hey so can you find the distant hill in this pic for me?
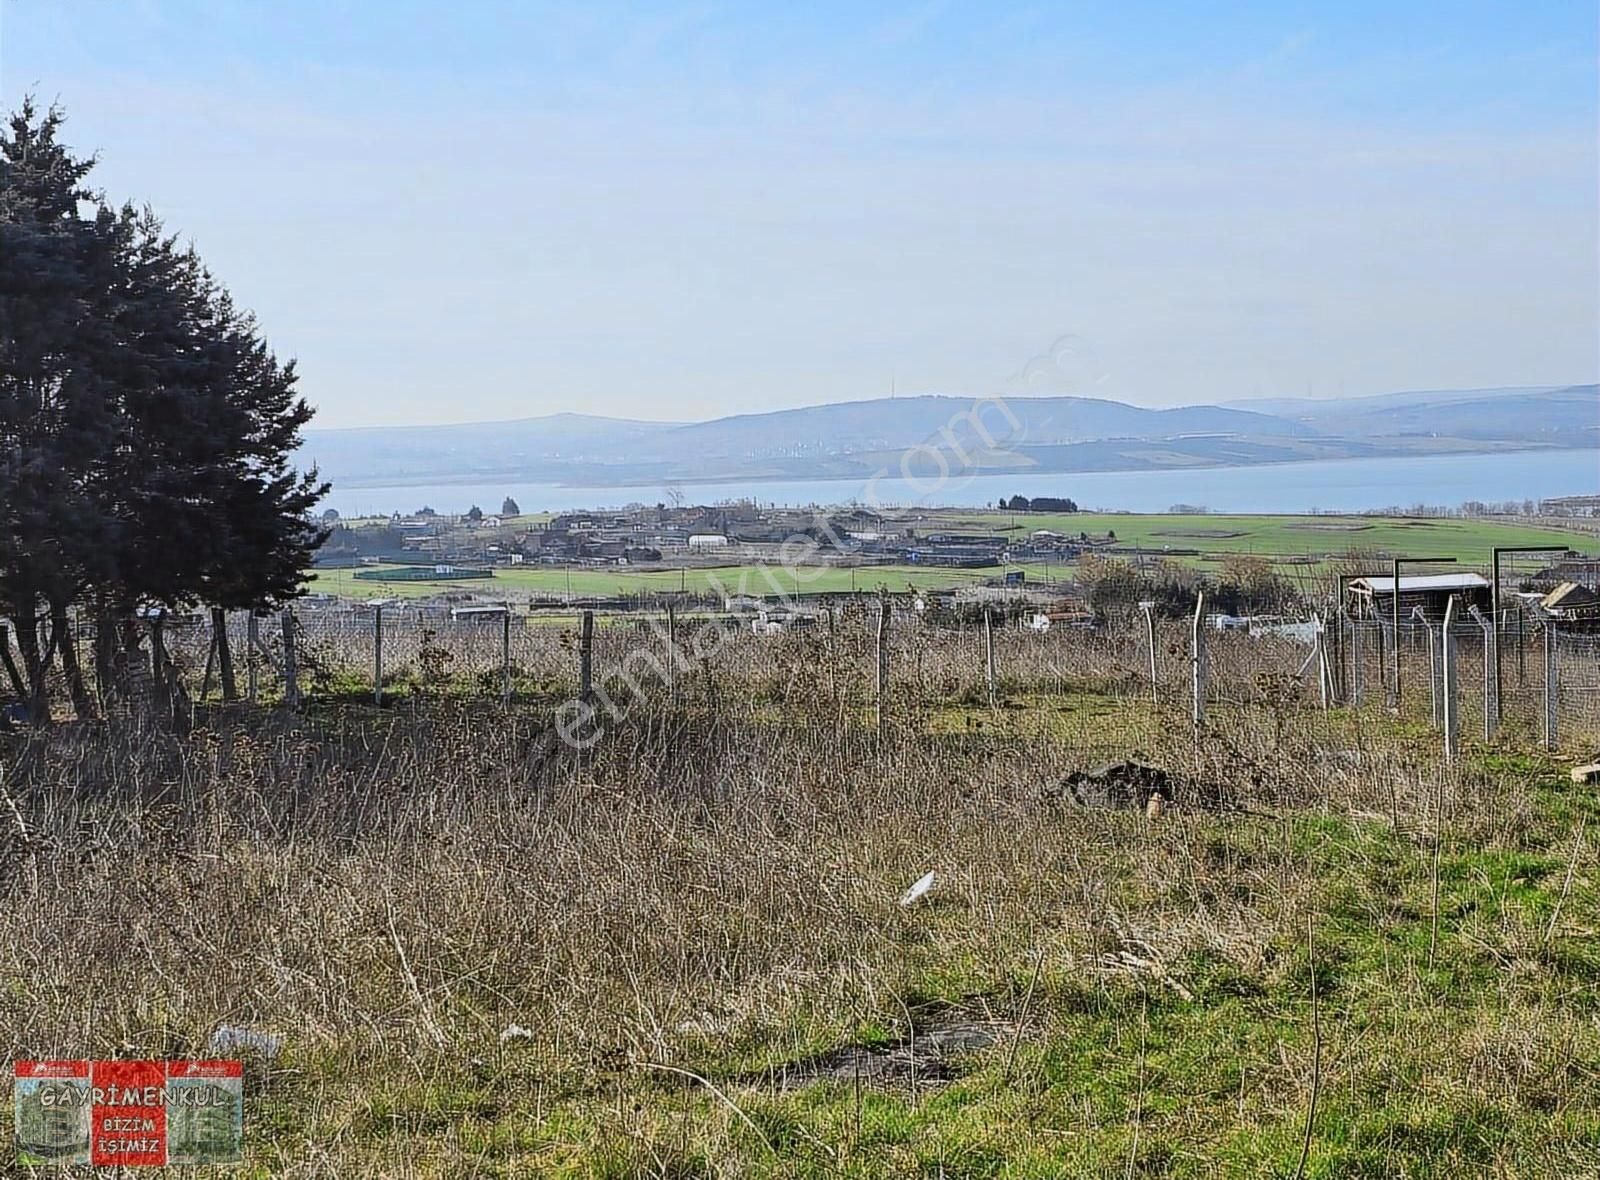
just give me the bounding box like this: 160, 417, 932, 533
300, 385, 1596, 488
1224, 385, 1597, 443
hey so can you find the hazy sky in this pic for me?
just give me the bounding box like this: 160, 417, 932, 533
2, 1, 1595, 428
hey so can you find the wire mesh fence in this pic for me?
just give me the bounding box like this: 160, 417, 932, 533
70, 596, 1596, 752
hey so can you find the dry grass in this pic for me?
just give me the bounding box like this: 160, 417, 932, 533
2, 635, 1597, 1176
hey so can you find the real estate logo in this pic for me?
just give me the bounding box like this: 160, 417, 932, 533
13, 1060, 241, 1167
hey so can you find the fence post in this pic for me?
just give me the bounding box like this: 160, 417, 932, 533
876, 597, 891, 737
1348, 616, 1364, 705
1321, 614, 1335, 708
373, 604, 384, 706
150, 613, 166, 698
666, 602, 677, 704
1441, 596, 1458, 762
281, 610, 299, 708
1468, 605, 1496, 741
1190, 591, 1207, 735
501, 608, 512, 706
983, 609, 996, 707
246, 614, 259, 704
1543, 617, 1558, 751
579, 610, 594, 700
1414, 606, 1439, 728
1140, 601, 1158, 705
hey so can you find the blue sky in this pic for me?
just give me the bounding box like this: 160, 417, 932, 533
2, 1, 1594, 427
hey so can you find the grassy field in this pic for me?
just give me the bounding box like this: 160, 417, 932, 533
935, 510, 1591, 563
311, 513, 1593, 600
3, 670, 1594, 1177
310, 562, 1012, 600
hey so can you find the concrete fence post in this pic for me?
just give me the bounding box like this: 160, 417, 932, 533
1544, 617, 1559, 751
246, 614, 259, 705
1191, 591, 1207, 735
1348, 616, 1364, 705
875, 597, 891, 737
1413, 606, 1439, 728
501, 608, 512, 707
281, 610, 299, 708
1441, 596, 1459, 762
1140, 601, 1158, 705
983, 609, 996, 707
1468, 605, 1496, 741
666, 603, 677, 704
373, 604, 384, 706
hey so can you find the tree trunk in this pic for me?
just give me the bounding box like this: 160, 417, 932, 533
13, 611, 58, 725
92, 607, 128, 707
213, 607, 238, 701
0, 623, 25, 701
51, 600, 95, 719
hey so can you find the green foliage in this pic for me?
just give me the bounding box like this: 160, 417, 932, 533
0, 99, 327, 716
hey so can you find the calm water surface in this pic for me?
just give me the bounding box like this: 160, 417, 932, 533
321, 448, 1599, 517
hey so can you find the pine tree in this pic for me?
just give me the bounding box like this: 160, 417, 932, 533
0, 100, 120, 718
2, 100, 328, 719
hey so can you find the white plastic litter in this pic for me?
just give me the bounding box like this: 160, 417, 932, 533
899, 871, 937, 907
207, 1024, 282, 1059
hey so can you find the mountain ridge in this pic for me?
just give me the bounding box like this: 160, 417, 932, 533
300, 384, 1597, 487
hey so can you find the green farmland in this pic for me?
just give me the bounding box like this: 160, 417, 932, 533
937, 510, 1590, 563
310, 562, 1010, 600
310, 513, 1592, 601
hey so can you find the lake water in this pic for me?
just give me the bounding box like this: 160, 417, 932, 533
321, 447, 1599, 517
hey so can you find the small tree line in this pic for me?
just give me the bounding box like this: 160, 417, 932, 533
1, 100, 326, 720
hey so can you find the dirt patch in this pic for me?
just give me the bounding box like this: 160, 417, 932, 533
1044, 759, 1238, 813
1149, 528, 1249, 539
1286, 521, 1373, 532
753, 1018, 1009, 1091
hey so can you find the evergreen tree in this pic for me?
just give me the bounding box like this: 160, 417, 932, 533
1, 100, 328, 719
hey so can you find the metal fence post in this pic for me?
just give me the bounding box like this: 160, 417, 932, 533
1544, 617, 1558, 751
1191, 591, 1207, 734
373, 604, 384, 706
281, 610, 299, 707
1441, 596, 1458, 762
579, 610, 594, 700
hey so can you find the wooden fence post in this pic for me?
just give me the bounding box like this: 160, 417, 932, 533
1190, 591, 1207, 735
580, 610, 594, 700
281, 610, 299, 708
373, 604, 384, 706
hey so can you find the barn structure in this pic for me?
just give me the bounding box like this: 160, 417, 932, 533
1345, 573, 1492, 623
